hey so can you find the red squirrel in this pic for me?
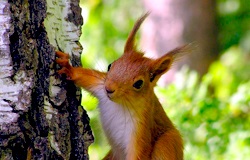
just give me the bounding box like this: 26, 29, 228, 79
56, 13, 190, 160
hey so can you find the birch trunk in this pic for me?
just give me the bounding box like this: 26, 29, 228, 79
0, 0, 93, 159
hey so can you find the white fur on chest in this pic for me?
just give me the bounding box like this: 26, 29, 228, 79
99, 97, 135, 153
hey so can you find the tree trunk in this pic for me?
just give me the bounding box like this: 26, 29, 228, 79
0, 0, 93, 159
142, 0, 218, 83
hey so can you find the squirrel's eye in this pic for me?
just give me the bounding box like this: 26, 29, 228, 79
107, 63, 112, 71
133, 80, 144, 90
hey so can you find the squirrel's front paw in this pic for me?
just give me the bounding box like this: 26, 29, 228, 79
55, 51, 73, 80
55, 51, 71, 68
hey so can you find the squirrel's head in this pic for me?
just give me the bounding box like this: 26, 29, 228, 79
104, 13, 191, 105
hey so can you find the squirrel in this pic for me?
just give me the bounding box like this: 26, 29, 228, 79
56, 13, 191, 160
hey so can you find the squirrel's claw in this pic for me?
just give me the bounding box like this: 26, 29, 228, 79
55, 50, 69, 59
56, 58, 71, 68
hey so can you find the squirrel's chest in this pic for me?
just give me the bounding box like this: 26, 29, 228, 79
99, 99, 136, 151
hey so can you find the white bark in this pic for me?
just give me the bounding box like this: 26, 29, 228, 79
0, 0, 93, 159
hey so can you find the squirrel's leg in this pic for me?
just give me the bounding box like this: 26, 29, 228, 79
151, 129, 183, 160
55, 51, 106, 96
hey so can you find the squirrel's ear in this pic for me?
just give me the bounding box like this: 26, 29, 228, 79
150, 44, 193, 82
150, 55, 173, 82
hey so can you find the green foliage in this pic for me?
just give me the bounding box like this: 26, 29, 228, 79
155, 46, 250, 159
217, 0, 250, 51
79, 0, 250, 159
80, 0, 143, 70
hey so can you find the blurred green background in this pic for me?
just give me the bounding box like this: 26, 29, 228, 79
79, 0, 250, 159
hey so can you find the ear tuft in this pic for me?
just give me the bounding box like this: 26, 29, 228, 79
124, 13, 150, 53
150, 43, 194, 82
167, 43, 196, 62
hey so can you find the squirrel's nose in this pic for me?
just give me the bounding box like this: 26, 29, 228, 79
105, 87, 115, 94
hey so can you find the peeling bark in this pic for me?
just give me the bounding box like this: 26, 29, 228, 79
0, 0, 93, 159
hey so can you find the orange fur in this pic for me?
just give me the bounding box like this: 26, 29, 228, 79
56, 13, 191, 160
56, 50, 106, 97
